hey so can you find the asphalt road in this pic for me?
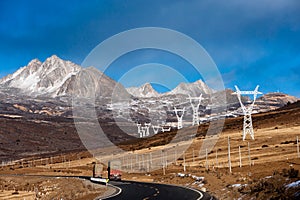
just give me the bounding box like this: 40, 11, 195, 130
104, 181, 214, 200
0, 175, 214, 199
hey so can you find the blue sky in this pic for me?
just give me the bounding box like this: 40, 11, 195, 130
0, 0, 300, 96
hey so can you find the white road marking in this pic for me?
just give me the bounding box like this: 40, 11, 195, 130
99, 183, 122, 200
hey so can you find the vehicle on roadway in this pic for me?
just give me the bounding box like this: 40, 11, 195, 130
110, 169, 122, 181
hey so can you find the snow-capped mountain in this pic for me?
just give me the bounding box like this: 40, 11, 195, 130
0, 55, 129, 99
126, 80, 213, 98
127, 83, 159, 98
1, 55, 298, 121
167, 80, 213, 96
0, 55, 81, 97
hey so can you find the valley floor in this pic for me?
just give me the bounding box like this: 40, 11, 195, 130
0, 125, 299, 199
1, 102, 300, 199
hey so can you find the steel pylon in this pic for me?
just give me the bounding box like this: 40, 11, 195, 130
233, 85, 262, 140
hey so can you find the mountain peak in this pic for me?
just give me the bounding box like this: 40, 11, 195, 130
48, 54, 60, 60
127, 83, 159, 98
28, 58, 42, 67
43, 55, 64, 65
141, 82, 153, 90
126, 80, 213, 98
167, 79, 212, 96
0, 55, 81, 96
194, 79, 205, 85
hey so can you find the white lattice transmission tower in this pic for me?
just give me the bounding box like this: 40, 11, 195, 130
144, 123, 151, 137
141, 127, 147, 137
137, 123, 142, 138
233, 85, 262, 140
151, 119, 160, 134
152, 125, 160, 134
174, 107, 185, 129
161, 125, 171, 132
187, 94, 203, 126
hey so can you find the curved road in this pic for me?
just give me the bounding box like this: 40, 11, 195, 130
102, 181, 214, 200
0, 175, 214, 199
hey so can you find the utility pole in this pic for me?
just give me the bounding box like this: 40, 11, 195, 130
107, 161, 111, 180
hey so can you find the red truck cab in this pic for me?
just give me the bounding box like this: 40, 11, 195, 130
110, 169, 122, 181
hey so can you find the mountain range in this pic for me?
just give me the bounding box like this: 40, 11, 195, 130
0, 55, 236, 98
126, 80, 213, 98
0, 55, 216, 99
0, 55, 213, 99
0, 55, 299, 161
0, 55, 298, 120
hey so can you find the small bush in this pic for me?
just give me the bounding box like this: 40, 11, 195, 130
283, 168, 299, 178
288, 168, 299, 178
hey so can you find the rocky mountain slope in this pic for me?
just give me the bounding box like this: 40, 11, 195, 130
126, 79, 213, 98
127, 83, 159, 98
256, 92, 298, 112
0, 55, 80, 97
166, 79, 213, 96
0, 55, 129, 99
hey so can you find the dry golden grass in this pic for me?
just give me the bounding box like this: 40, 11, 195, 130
1, 102, 299, 199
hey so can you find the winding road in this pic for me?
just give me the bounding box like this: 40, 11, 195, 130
0, 175, 214, 199
102, 180, 214, 200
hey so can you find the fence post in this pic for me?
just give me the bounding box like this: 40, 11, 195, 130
215, 149, 218, 169
248, 142, 251, 166
297, 136, 300, 158
183, 153, 186, 172
239, 146, 242, 168
205, 148, 209, 171
228, 136, 232, 173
